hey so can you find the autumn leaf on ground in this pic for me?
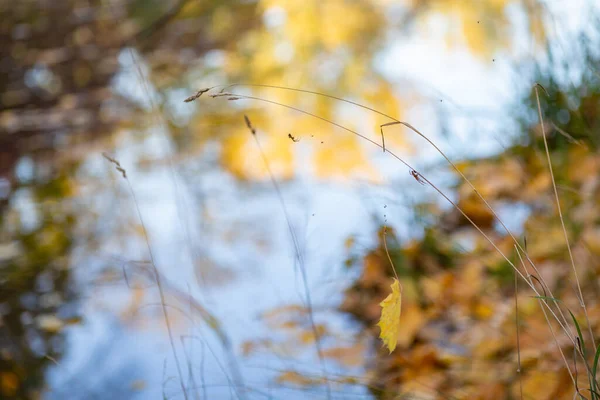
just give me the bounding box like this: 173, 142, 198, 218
377, 278, 402, 353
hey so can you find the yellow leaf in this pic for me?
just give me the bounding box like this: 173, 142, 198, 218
377, 278, 402, 353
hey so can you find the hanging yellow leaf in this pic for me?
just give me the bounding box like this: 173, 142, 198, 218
377, 278, 402, 353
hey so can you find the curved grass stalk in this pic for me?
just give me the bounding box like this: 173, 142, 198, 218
534, 84, 595, 350
515, 246, 577, 387
243, 115, 332, 400
184, 87, 595, 393
209, 83, 574, 338
200, 91, 580, 353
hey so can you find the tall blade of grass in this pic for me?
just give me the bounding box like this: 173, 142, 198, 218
573, 341, 590, 400
532, 296, 563, 302
535, 84, 595, 350
592, 344, 600, 399
200, 90, 585, 391
570, 310, 588, 360
515, 246, 576, 386
243, 115, 332, 400
569, 309, 598, 399
514, 268, 524, 400
103, 154, 189, 400
210, 83, 573, 337
209, 91, 579, 348
513, 243, 566, 385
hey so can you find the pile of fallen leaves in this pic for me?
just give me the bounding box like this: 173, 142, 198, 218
340, 79, 600, 399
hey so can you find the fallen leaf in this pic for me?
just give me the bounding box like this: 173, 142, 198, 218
322, 343, 366, 367
395, 304, 426, 348
277, 371, 318, 387
0, 372, 18, 397
298, 324, 327, 344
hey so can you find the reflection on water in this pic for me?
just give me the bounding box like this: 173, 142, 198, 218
0, 0, 595, 398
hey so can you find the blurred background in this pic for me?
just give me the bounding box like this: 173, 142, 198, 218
1, 0, 600, 399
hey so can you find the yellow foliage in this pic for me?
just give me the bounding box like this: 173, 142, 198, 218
205, 0, 401, 182
220, 127, 295, 180
313, 132, 376, 179
377, 278, 402, 353
420, 0, 542, 56
187, 0, 547, 183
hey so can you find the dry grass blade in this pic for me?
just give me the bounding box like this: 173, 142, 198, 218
242, 115, 331, 400
102, 152, 127, 178
206, 83, 573, 337
205, 91, 581, 351
534, 83, 595, 350
244, 115, 256, 135
515, 246, 577, 386
514, 268, 524, 400
184, 88, 211, 102
102, 154, 189, 400
209, 93, 519, 289
192, 85, 595, 396
129, 50, 248, 398
552, 123, 588, 148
